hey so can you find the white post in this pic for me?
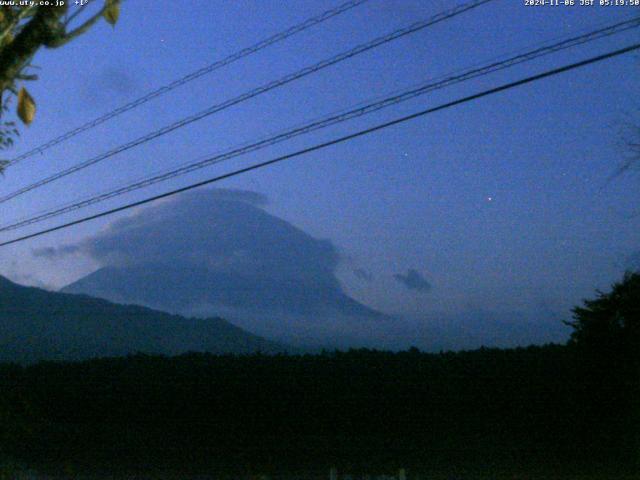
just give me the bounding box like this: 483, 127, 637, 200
398, 469, 406, 480
330, 467, 338, 480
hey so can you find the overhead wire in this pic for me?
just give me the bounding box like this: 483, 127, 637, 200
1, 41, 638, 247
1, 15, 638, 234
5, 0, 372, 167
0, 0, 494, 205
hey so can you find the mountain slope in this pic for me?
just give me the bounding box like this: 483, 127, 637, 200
0, 275, 287, 363
62, 262, 385, 318
61, 262, 390, 347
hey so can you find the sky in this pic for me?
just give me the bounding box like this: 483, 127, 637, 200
0, 0, 639, 348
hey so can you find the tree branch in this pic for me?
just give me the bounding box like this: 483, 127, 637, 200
15, 73, 38, 81
63, 6, 84, 28
48, 3, 110, 48
0, 6, 37, 45
0, 7, 66, 93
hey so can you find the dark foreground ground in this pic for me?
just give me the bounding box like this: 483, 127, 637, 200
2, 471, 639, 480
1, 346, 638, 478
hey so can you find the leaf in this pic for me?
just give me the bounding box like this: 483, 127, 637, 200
17, 87, 35, 125
0, 31, 13, 48
104, 1, 120, 26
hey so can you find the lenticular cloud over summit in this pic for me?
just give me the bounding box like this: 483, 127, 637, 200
51, 188, 388, 347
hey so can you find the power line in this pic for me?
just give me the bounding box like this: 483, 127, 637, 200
0, 0, 494, 205
1, 15, 637, 233
1, 42, 637, 248
6, 0, 371, 167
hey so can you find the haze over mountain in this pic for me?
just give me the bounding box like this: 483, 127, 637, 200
0, 275, 286, 364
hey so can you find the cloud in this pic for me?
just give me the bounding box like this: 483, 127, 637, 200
394, 269, 432, 293
33, 244, 80, 259
81, 66, 139, 106
0, 260, 56, 291
45, 188, 337, 277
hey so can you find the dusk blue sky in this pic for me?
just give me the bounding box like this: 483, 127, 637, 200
0, 0, 639, 346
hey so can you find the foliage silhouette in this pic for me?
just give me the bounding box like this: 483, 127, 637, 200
0, 274, 637, 476
565, 272, 640, 471
0, 1, 122, 161
0, 344, 636, 476
567, 271, 640, 355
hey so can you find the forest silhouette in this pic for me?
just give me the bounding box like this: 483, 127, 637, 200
0, 273, 638, 477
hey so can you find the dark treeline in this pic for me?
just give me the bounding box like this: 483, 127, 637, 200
0, 344, 637, 476
1, 272, 638, 476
